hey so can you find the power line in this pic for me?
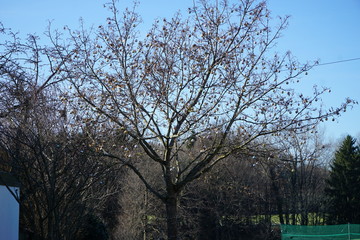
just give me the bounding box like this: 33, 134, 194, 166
316, 57, 360, 66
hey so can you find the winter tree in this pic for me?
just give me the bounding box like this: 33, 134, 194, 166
58, 0, 354, 238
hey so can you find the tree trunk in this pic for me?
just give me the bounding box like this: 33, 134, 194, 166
165, 193, 179, 240
143, 189, 148, 240
269, 168, 284, 224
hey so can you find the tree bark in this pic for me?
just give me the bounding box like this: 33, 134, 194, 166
165, 192, 179, 240
269, 168, 284, 225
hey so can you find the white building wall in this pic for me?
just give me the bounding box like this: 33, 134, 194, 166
0, 185, 19, 240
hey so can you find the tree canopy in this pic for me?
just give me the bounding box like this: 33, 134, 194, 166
326, 135, 360, 224
58, 0, 354, 238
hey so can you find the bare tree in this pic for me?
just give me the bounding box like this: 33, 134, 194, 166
279, 131, 329, 225
256, 131, 330, 226
60, 0, 354, 238
0, 26, 121, 240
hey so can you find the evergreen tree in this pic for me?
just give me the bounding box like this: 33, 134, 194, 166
326, 135, 360, 224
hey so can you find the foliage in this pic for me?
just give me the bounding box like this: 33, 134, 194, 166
78, 214, 109, 240
326, 135, 360, 224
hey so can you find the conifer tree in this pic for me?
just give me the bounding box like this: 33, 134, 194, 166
326, 135, 360, 224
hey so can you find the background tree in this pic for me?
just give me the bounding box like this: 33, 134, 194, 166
61, 0, 353, 239
180, 149, 276, 240
326, 135, 360, 224
282, 131, 329, 226
267, 131, 330, 225
0, 26, 122, 240
114, 152, 166, 240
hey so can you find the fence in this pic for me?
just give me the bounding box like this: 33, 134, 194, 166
281, 224, 360, 239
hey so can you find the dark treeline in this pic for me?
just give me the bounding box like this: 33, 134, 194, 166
0, 76, 337, 239
118, 132, 332, 240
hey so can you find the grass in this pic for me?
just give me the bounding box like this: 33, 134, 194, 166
251, 213, 325, 225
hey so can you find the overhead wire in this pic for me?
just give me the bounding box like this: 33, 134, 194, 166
316, 57, 360, 66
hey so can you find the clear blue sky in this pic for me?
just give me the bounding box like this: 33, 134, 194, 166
1, 0, 359, 141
